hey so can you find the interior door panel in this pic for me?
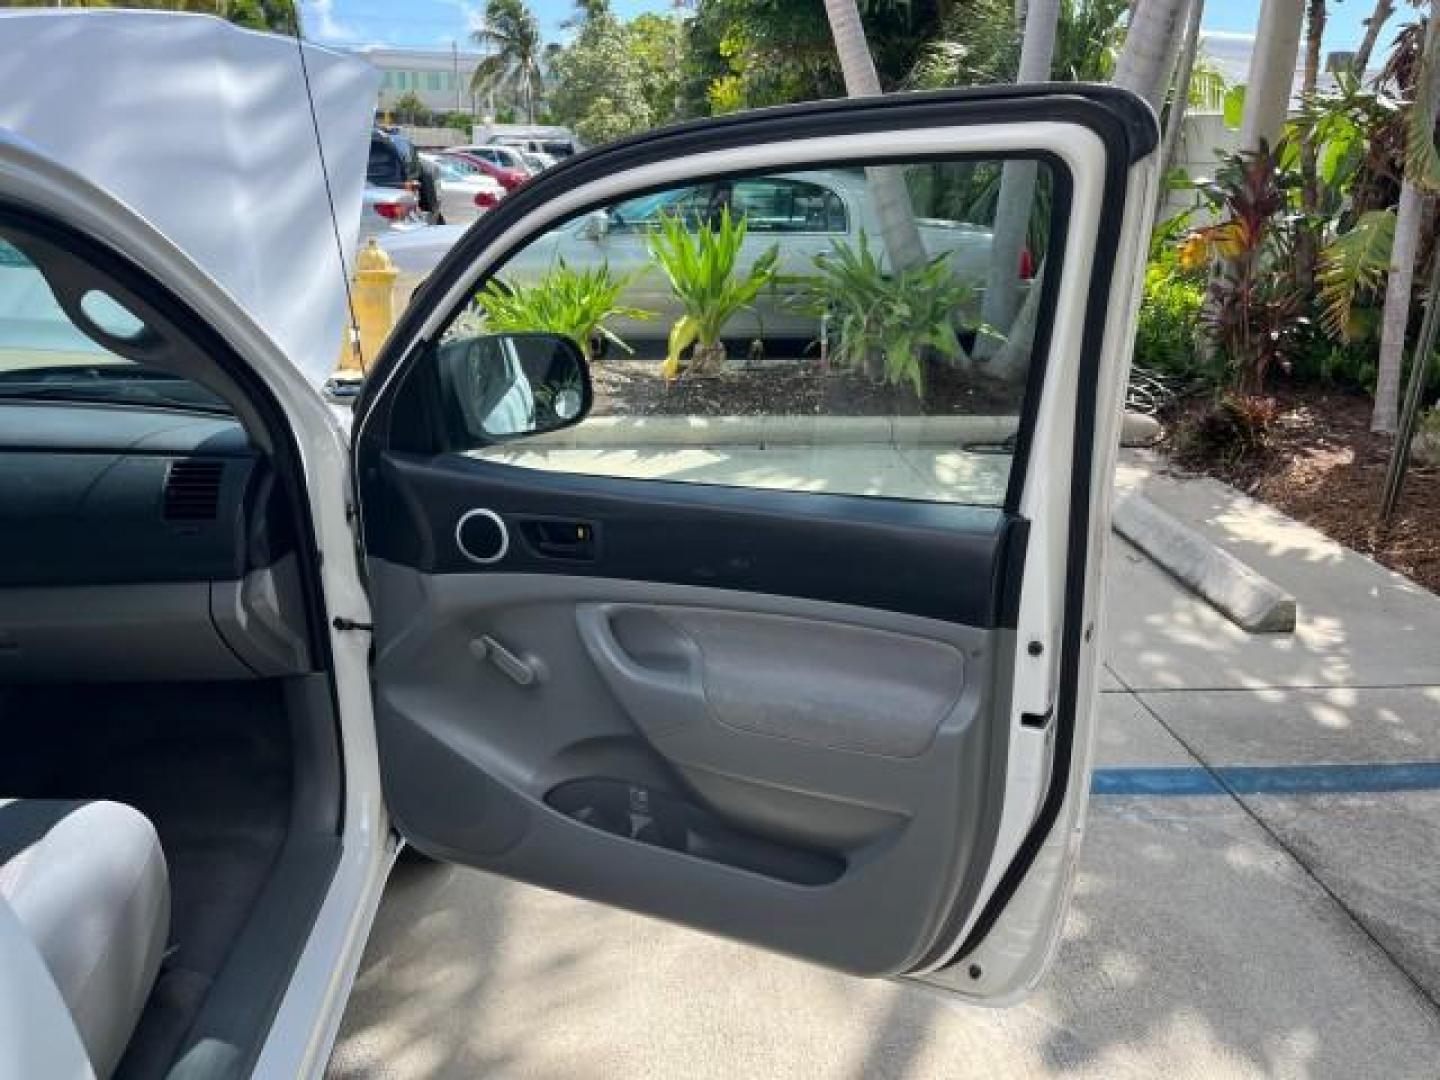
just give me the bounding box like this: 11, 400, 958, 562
365, 437, 1020, 977
368, 551, 1012, 975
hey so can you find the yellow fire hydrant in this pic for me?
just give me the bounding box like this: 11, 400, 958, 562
335, 238, 398, 377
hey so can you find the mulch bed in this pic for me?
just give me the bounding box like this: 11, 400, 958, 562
589, 357, 1023, 417
1163, 385, 1440, 595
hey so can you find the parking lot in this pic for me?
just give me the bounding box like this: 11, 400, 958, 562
327, 455, 1440, 1079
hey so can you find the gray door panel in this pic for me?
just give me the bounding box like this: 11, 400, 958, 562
370, 560, 1012, 975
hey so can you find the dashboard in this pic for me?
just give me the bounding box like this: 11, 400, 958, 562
0, 401, 312, 681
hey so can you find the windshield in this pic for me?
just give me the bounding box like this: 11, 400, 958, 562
0, 235, 229, 413
608, 189, 696, 225
435, 157, 478, 181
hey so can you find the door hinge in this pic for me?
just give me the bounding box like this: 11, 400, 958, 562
332, 616, 374, 633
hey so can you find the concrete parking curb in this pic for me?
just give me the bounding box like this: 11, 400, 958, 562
532, 411, 1161, 448
1112, 491, 1297, 633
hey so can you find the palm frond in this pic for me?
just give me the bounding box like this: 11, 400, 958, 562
1404, 17, 1440, 192
469, 53, 512, 95
478, 260, 653, 361
1318, 208, 1396, 340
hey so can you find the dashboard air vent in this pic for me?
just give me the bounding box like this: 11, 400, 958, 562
163, 459, 224, 521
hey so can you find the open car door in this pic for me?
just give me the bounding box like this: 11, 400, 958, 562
353, 86, 1158, 1001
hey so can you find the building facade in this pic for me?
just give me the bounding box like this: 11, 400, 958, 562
349, 45, 485, 115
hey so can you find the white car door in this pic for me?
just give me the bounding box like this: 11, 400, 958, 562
352, 85, 1159, 1002
1, 22, 1156, 1035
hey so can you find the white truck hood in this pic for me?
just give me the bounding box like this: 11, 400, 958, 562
0, 10, 379, 385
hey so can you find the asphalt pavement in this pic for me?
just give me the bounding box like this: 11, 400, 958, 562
328, 452, 1440, 1079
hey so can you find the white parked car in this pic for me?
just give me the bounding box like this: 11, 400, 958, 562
356, 182, 423, 242
519, 149, 556, 172
451, 141, 534, 176
420, 152, 505, 225
381, 168, 1006, 340
489, 132, 581, 159
0, 11, 1157, 1080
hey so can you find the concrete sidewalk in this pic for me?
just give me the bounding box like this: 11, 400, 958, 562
328, 458, 1440, 1080
1110, 451, 1440, 1009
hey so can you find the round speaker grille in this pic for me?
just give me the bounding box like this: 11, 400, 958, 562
455, 509, 509, 565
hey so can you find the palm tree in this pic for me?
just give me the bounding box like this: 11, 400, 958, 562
978, 0, 1061, 367
821, 0, 928, 274
471, 0, 546, 125
1373, 13, 1440, 434
1292, 0, 1328, 296
1156, 0, 1208, 200
1354, 0, 1396, 76
1111, 0, 1191, 112
993, 0, 1192, 375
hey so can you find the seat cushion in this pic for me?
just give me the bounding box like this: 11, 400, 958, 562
0, 799, 170, 1079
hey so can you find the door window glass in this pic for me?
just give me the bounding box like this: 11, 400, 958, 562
730, 178, 847, 233
427, 158, 1059, 507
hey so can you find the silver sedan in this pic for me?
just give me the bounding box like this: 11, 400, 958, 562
380, 169, 999, 342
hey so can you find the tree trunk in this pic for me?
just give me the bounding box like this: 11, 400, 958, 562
1156, 0, 1206, 211
995, 0, 1193, 379
822, 0, 927, 274
1295, 0, 1326, 297
1381, 227, 1440, 518
1353, 0, 1395, 77
1372, 13, 1440, 433
692, 340, 728, 375
1112, 0, 1192, 113
1374, 184, 1430, 432
977, 0, 1061, 366
1236, 0, 1306, 151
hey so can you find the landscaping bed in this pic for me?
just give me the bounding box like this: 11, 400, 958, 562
589, 357, 1023, 417
1164, 386, 1440, 595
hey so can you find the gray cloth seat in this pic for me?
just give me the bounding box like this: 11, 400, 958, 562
0, 799, 170, 1079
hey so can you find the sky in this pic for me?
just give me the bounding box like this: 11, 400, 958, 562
297, 0, 674, 49
297, 0, 1403, 59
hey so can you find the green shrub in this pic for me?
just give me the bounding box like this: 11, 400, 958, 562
647, 208, 779, 377
1288, 323, 1379, 390
801, 233, 974, 400
1134, 265, 1214, 382
478, 261, 652, 362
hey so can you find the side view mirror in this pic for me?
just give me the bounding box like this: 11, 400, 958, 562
436, 331, 593, 444
575, 210, 610, 241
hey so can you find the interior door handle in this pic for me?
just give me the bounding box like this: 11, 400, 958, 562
470, 634, 543, 687
575, 605, 706, 742
519, 519, 597, 561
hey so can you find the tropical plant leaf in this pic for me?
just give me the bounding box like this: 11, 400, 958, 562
646, 207, 780, 377
477, 259, 653, 361
798, 233, 978, 398
1317, 208, 1396, 341
663, 316, 699, 378
1405, 17, 1440, 193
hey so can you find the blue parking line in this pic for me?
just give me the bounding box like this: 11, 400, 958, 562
1092, 767, 1225, 795
1092, 763, 1440, 797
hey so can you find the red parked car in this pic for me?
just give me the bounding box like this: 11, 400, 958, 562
440, 149, 527, 193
